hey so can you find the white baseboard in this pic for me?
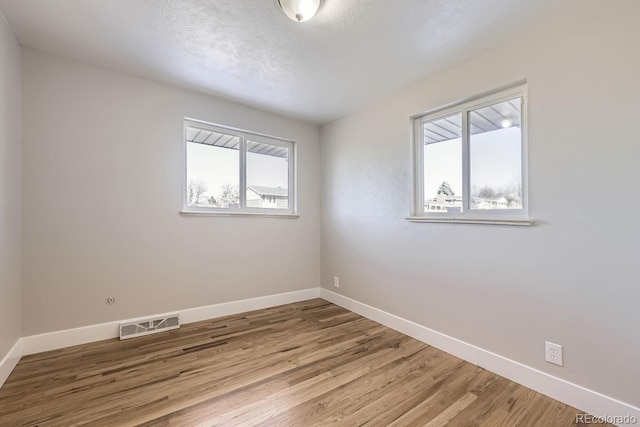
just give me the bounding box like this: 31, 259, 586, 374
21, 288, 320, 356
0, 339, 22, 389
6, 286, 638, 426
320, 288, 640, 426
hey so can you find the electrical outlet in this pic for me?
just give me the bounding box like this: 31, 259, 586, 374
545, 341, 563, 366
105, 297, 116, 305
333, 277, 340, 288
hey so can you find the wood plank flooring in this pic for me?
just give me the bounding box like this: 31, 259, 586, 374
0, 299, 610, 426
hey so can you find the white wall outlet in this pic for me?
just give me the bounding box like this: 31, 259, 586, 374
545, 341, 563, 366
105, 297, 116, 305
333, 277, 340, 288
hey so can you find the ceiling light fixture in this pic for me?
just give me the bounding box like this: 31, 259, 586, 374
277, 0, 322, 23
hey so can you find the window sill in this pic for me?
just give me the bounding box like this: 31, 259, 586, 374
406, 217, 534, 226
181, 210, 299, 219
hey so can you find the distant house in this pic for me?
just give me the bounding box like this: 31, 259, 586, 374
247, 185, 288, 209
425, 194, 462, 212
472, 196, 508, 209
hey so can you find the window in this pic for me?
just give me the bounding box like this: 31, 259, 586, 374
183, 119, 296, 216
411, 84, 530, 224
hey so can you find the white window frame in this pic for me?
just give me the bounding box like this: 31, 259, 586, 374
409, 83, 532, 225
181, 118, 297, 218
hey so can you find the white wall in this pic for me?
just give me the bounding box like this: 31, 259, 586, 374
320, 2, 640, 407
21, 48, 320, 336
0, 12, 21, 360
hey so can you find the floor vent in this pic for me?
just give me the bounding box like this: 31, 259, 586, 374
119, 315, 180, 340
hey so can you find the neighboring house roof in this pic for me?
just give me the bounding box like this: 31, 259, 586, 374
431, 195, 462, 201
473, 197, 508, 202
248, 185, 288, 197
473, 197, 509, 203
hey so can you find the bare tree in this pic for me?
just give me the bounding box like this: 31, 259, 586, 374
188, 179, 208, 205
218, 183, 239, 208
476, 186, 497, 199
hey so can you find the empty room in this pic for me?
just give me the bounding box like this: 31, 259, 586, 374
0, 0, 638, 425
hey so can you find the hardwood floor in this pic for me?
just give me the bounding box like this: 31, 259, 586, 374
0, 299, 610, 426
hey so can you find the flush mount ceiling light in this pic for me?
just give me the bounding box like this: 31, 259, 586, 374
277, 0, 322, 22
500, 119, 513, 128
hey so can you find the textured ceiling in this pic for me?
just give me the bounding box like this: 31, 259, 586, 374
0, 0, 602, 124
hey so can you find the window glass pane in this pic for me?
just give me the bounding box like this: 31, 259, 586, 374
186, 126, 240, 208
469, 98, 522, 210
423, 114, 463, 213
246, 141, 289, 210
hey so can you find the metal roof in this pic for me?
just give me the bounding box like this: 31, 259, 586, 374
423, 98, 521, 145
186, 126, 288, 158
